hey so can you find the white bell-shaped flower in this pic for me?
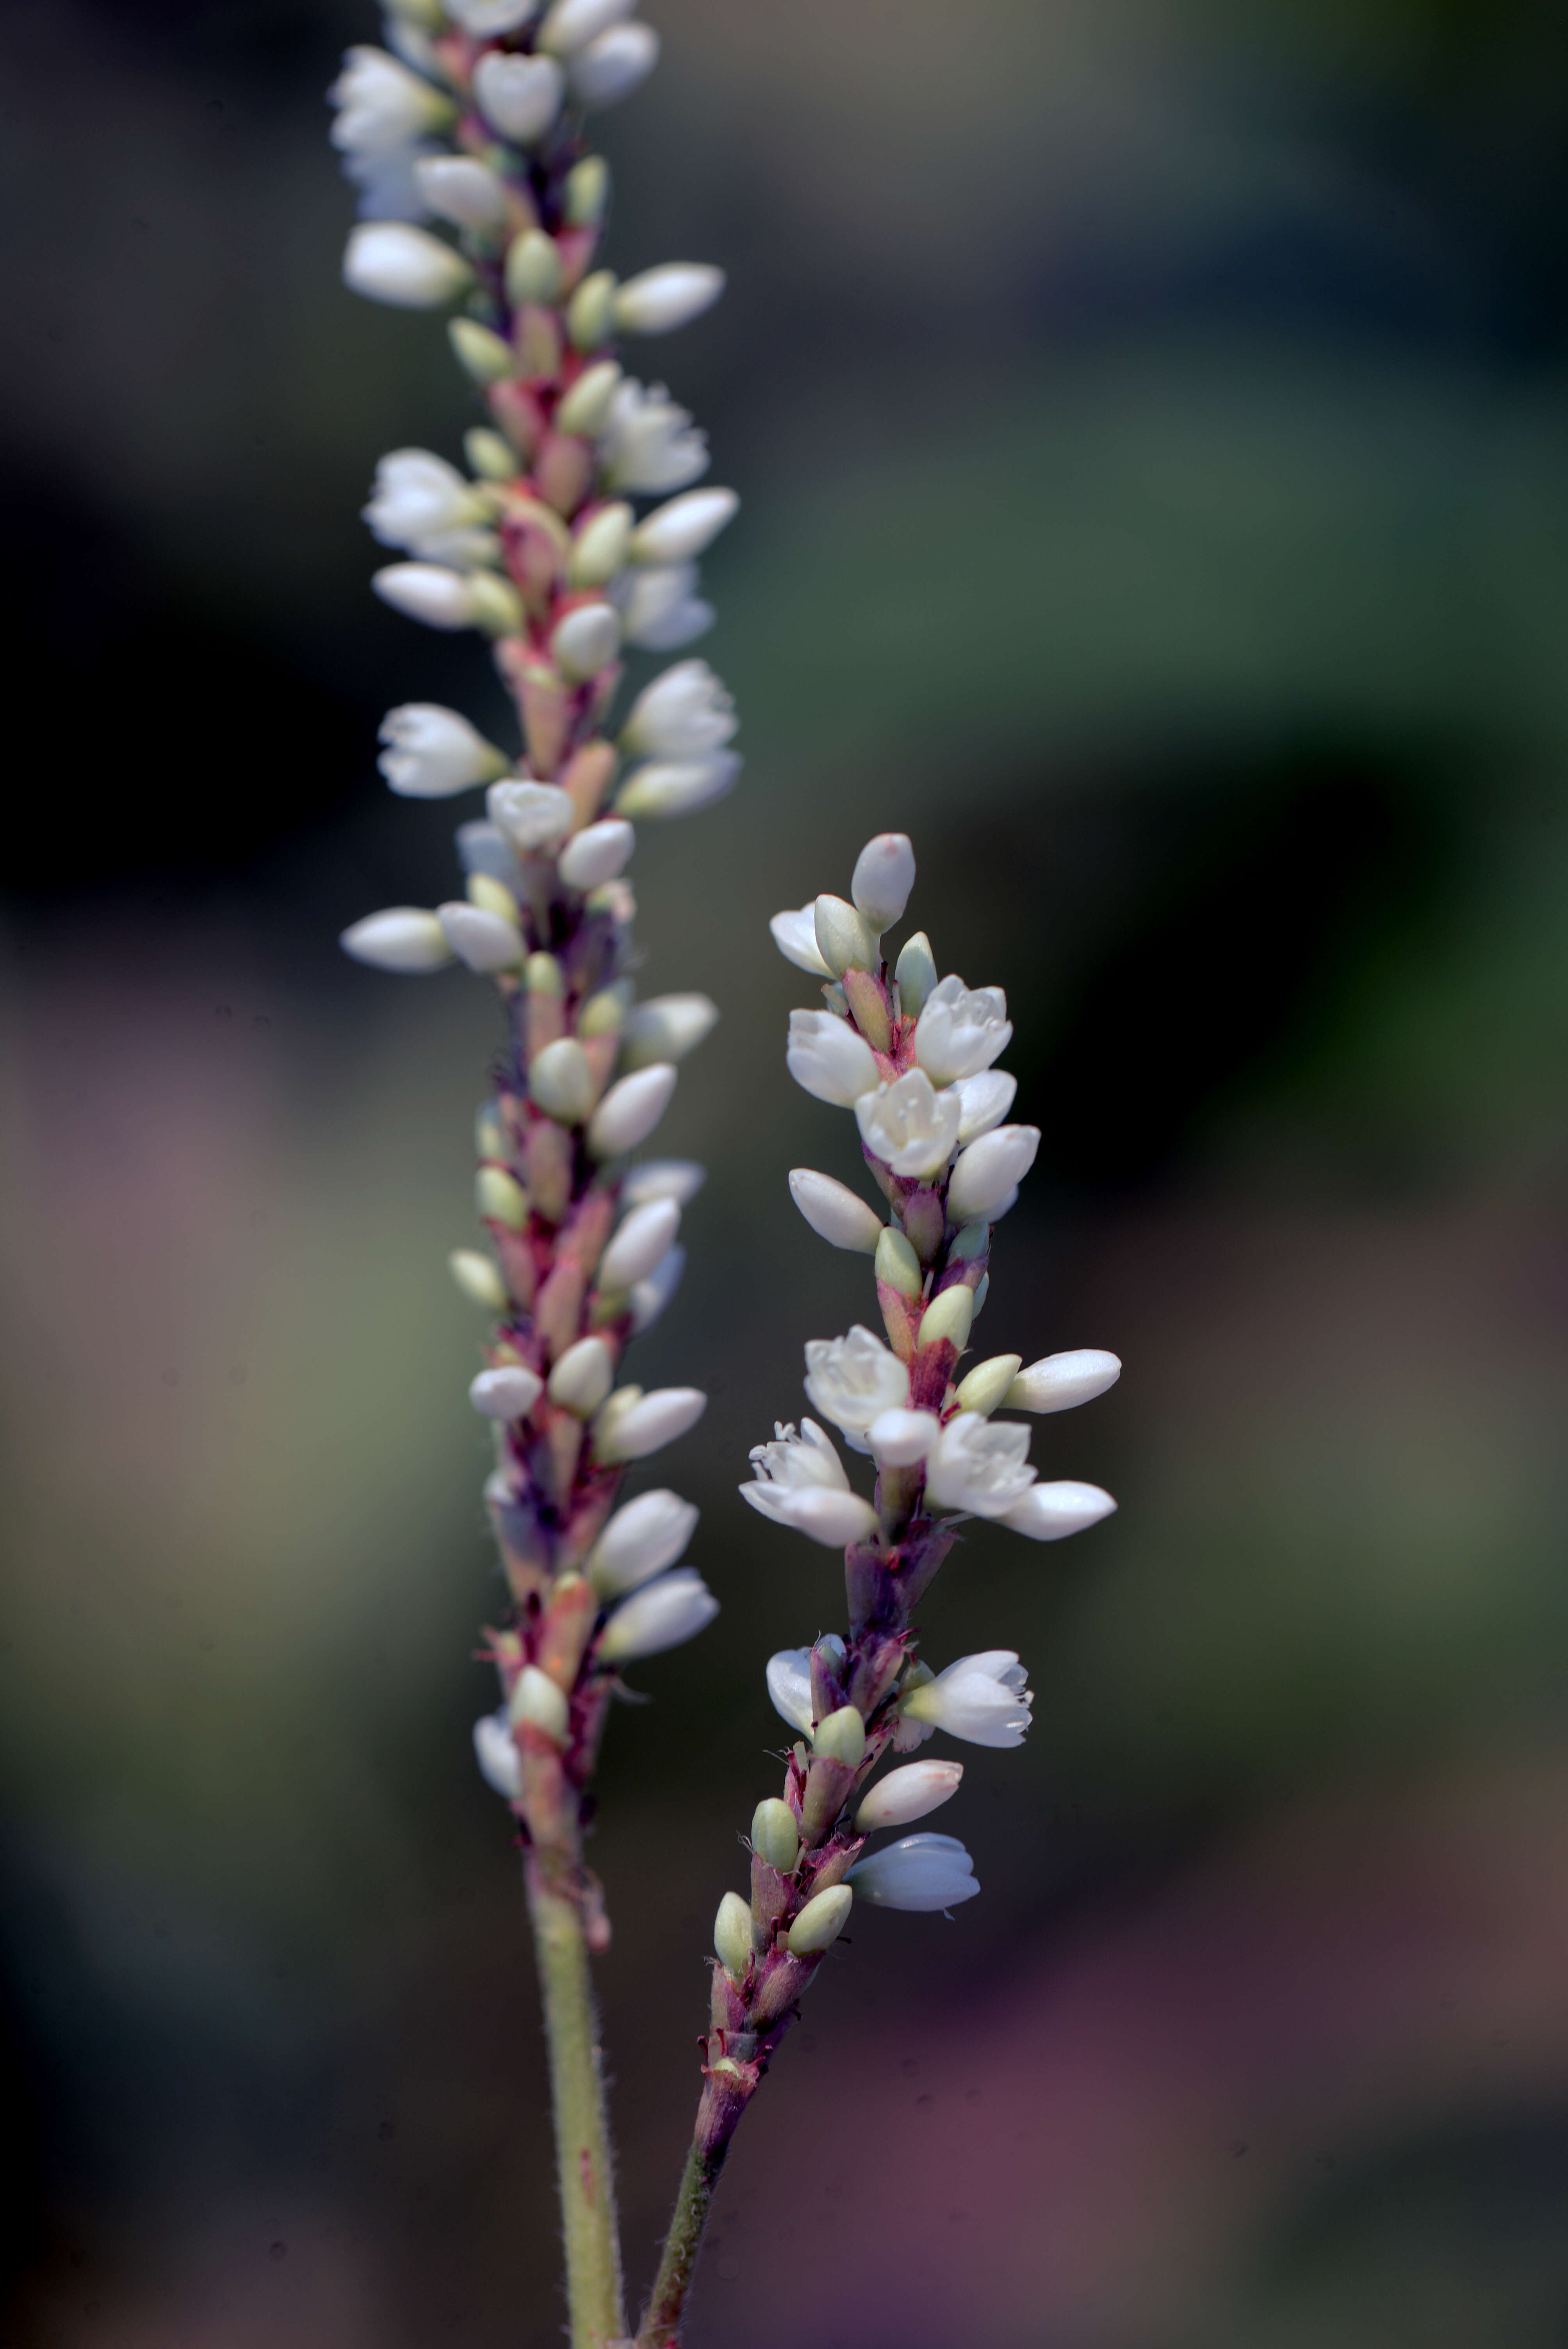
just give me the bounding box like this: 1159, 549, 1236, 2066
364, 449, 493, 568
855, 1069, 961, 1178
741, 1419, 879, 1546
622, 659, 736, 759
378, 703, 506, 798
900, 1651, 1033, 1748
923, 1411, 1036, 1518
914, 976, 1013, 1087
329, 45, 452, 154
803, 1326, 911, 1435
600, 379, 709, 495
848, 1832, 980, 1912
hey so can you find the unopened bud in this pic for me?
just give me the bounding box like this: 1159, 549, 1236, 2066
551, 601, 621, 681
466, 573, 525, 636
786, 1883, 852, 1957
752, 1797, 800, 1873
556, 359, 622, 438
508, 1664, 569, 1746
548, 1334, 615, 1415
713, 1890, 752, 1980
875, 1227, 923, 1298
505, 228, 564, 307
947, 1221, 989, 1263
567, 269, 618, 350
466, 872, 520, 921
850, 832, 916, 932
475, 1101, 508, 1159
918, 1285, 973, 1353
527, 952, 565, 999
894, 931, 937, 1019
564, 154, 610, 226
813, 1705, 866, 1766
529, 1036, 597, 1123
568, 501, 634, 586
465, 427, 519, 481
448, 317, 514, 384
476, 1166, 529, 1230
813, 894, 878, 978
448, 1248, 507, 1309
954, 1353, 1023, 1415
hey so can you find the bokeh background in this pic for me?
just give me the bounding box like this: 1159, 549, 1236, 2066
4, 0, 1568, 2340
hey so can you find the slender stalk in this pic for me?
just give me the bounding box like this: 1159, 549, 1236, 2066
637, 2135, 729, 2349
525, 1859, 627, 2349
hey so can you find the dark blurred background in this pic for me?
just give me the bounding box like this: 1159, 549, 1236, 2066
4, 0, 1568, 2341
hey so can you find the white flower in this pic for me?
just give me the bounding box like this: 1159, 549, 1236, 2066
540, 0, 636, 56
866, 1408, 940, 1467
946, 1124, 1041, 1223
341, 144, 435, 223
472, 50, 565, 144
329, 46, 451, 155
614, 756, 740, 819
473, 1709, 522, 1801
853, 1760, 963, 1832
588, 1064, 677, 1156
618, 563, 714, 651
848, 1832, 979, 1912
1007, 1350, 1123, 1413
569, 21, 659, 106
630, 487, 739, 565
952, 1068, 1017, 1143
372, 561, 480, 628
469, 1365, 543, 1420
598, 1566, 717, 1661
343, 223, 472, 308
741, 1419, 879, 1547
923, 1412, 1036, 1518
901, 1651, 1033, 1748
629, 1243, 686, 1334
914, 975, 1012, 1087
803, 1326, 910, 1435
487, 781, 576, 851
770, 905, 832, 977
449, 0, 539, 32
1000, 1481, 1117, 1541
622, 660, 736, 759
438, 901, 524, 973
622, 994, 719, 1068
510, 1665, 568, 1745
378, 703, 506, 798
365, 448, 495, 569
413, 154, 510, 232
594, 1385, 706, 1461
340, 906, 453, 972
598, 1198, 680, 1290
622, 1159, 706, 1207
854, 1069, 961, 1179
788, 1169, 883, 1254
559, 818, 635, 891
600, 379, 709, 494
614, 264, 726, 336
786, 1010, 880, 1108
765, 1647, 815, 1735
547, 1337, 614, 1416
850, 833, 916, 932
588, 1488, 698, 1597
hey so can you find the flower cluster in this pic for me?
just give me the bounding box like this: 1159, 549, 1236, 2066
676, 835, 1120, 2215
330, 0, 737, 1943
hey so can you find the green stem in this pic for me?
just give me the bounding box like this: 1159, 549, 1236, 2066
636, 2135, 729, 2349
525, 1860, 627, 2349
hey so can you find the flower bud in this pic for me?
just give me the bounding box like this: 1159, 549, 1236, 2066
567, 269, 619, 350
786, 1883, 852, 1956
613, 263, 725, 336
588, 1488, 698, 1597
539, 1338, 610, 1419
752, 1798, 800, 1873
476, 1101, 508, 1159
785, 1010, 880, 1109
540, 0, 636, 55
578, 986, 629, 1037
476, 1166, 529, 1230
875, 1226, 923, 1297
1000, 1481, 1117, 1541
340, 907, 453, 973
848, 1832, 979, 1912
473, 48, 563, 144
788, 1169, 882, 1254
630, 487, 738, 565
563, 153, 611, 225
918, 1285, 973, 1353
344, 223, 473, 309
509, 1663, 569, 1745
527, 953, 565, 1000
505, 227, 564, 308
1007, 1350, 1123, 1413
713, 1890, 753, 1980
947, 1126, 1041, 1224
529, 1037, 597, 1124
894, 931, 937, 1018
954, 1353, 1023, 1416
813, 1705, 866, 1767
598, 1565, 718, 1658
556, 359, 623, 438
853, 1761, 963, 1832
568, 20, 658, 106
621, 993, 718, 1069
448, 1249, 508, 1309
614, 755, 740, 819
415, 154, 508, 232
813, 894, 878, 978
623, 1159, 706, 1207
489, 781, 575, 852
438, 900, 524, 973
568, 501, 634, 586
593, 1384, 706, 1462
473, 1710, 522, 1801
559, 818, 634, 892
551, 601, 621, 681
470, 1363, 543, 1420
449, 319, 515, 385
598, 1198, 680, 1290
588, 1063, 677, 1156
850, 833, 916, 932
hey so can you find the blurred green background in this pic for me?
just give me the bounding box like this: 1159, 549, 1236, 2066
3, 0, 1568, 2341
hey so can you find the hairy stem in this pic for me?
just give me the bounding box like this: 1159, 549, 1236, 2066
525, 1860, 626, 2349
637, 2135, 729, 2348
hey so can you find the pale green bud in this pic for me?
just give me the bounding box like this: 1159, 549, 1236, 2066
568, 501, 634, 587
529, 1037, 596, 1124
505, 228, 564, 308
556, 359, 622, 438
813, 894, 878, 978
527, 952, 565, 998
786, 1884, 852, 1957
714, 1890, 753, 1980
948, 1220, 990, 1263
752, 1797, 800, 1873
875, 1227, 923, 1298
448, 318, 515, 385
954, 1353, 1023, 1415
465, 427, 519, 481
564, 155, 610, 227
448, 1248, 507, 1309
476, 1166, 529, 1230
547, 1334, 615, 1416
577, 988, 626, 1038
468, 872, 520, 921
918, 1285, 974, 1353
972, 1273, 989, 1319
567, 270, 618, 351
466, 573, 525, 636
509, 1663, 569, 1746
813, 1706, 866, 1767
895, 931, 937, 1019
476, 1101, 508, 1160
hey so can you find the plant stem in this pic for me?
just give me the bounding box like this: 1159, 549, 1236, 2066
637, 2135, 729, 2348
525, 1859, 627, 2349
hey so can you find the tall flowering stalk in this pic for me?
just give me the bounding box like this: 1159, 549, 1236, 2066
637, 835, 1122, 2345
328, 6, 737, 2342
